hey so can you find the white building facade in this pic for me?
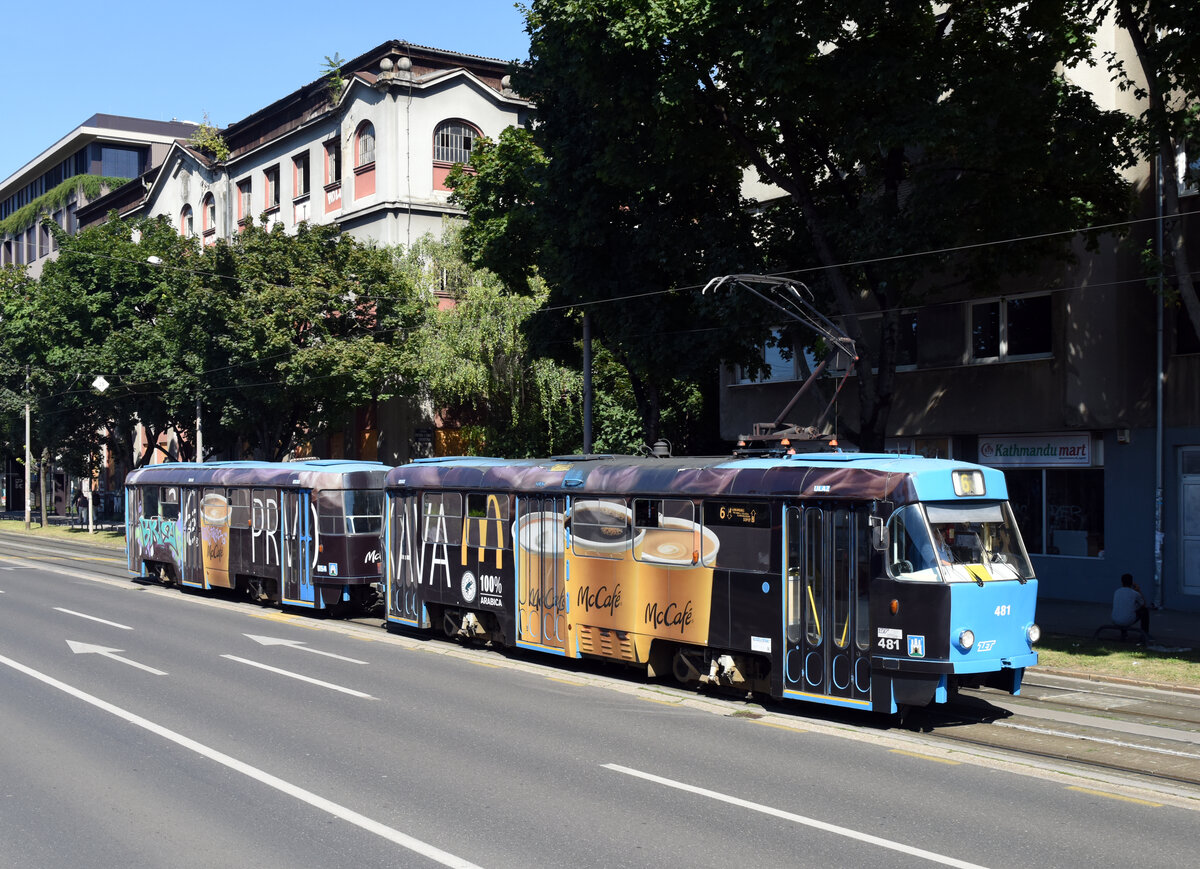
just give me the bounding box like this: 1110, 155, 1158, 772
132, 42, 531, 252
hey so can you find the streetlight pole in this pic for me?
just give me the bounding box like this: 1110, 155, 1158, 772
196, 395, 203, 463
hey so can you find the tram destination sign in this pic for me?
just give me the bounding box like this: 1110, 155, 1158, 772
705, 500, 772, 527
977, 433, 1093, 467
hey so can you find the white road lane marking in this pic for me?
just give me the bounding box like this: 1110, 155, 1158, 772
0, 652, 481, 869
67, 640, 167, 675
55, 607, 134, 630
604, 763, 990, 869
221, 654, 374, 698
244, 633, 369, 664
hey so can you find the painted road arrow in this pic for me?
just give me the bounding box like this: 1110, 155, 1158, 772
244, 634, 368, 665
66, 641, 167, 675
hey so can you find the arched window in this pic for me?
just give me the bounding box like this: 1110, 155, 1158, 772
180, 204, 194, 237
356, 122, 376, 167
434, 120, 479, 165
202, 193, 216, 234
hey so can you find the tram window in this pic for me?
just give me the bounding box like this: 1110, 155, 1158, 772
832, 510, 850, 649
633, 499, 697, 565
251, 489, 279, 533
465, 493, 511, 550
422, 492, 462, 545
345, 490, 384, 536
318, 492, 345, 536
785, 508, 803, 644
229, 489, 252, 529
887, 504, 939, 581
160, 487, 179, 520
572, 498, 633, 559
856, 514, 872, 651
804, 508, 824, 645
925, 501, 1035, 582
143, 486, 159, 517
701, 500, 772, 573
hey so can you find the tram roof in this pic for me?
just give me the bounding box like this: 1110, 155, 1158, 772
125, 459, 393, 489
385, 453, 1008, 503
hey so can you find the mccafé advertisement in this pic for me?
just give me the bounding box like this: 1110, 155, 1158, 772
978, 433, 1093, 467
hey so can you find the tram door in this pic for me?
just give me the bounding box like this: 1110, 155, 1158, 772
179, 487, 204, 587
281, 489, 314, 606
784, 505, 872, 704
516, 496, 568, 653
387, 493, 423, 624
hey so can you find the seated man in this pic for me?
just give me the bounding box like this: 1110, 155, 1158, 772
1111, 573, 1151, 639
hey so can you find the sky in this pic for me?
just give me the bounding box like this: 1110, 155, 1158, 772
0, 0, 532, 182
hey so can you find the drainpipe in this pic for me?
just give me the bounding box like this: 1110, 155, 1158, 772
1154, 154, 1165, 608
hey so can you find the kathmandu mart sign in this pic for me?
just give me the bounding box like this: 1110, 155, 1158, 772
978, 434, 1093, 467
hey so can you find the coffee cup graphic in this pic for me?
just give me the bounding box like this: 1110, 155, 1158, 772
515, 510, 567, 646
635, 516, 719, 644
200, 492, 232, 588
567, 500, 644, 631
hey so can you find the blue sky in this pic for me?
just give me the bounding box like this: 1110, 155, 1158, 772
1, 1, 532, 181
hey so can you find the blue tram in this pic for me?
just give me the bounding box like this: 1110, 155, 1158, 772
383, 452, 1039, 713
126, 460, 390, 612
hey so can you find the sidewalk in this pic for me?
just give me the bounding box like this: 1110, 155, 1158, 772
1036, 597, 1199, 648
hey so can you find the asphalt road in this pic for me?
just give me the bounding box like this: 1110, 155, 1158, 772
2, 532, 1198, 867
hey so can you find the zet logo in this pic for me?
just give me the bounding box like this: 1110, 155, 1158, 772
977, 639, 996, 652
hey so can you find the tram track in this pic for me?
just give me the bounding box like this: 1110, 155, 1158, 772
923, 687, 1200, 792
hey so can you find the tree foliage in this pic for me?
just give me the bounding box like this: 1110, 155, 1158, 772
454, 9, 772, 446
403, 227, 583, 457
2, 214, 426, 477
512, 1, 1135, 449
1104, 0, 1200, 339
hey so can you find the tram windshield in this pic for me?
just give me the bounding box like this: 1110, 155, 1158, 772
888, 501, 1034, 583
318, 489, 384, 536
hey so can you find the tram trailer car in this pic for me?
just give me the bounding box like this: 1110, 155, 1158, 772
384, 453, 1039, 714
127, 460, 389, 611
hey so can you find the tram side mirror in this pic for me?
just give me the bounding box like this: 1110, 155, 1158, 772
871, 524, 889, 551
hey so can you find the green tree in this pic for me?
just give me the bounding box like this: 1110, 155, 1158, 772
200, 219, 426, 461
1104, 0, 1200, 339
453, 16, 772, 447
403, 228, 582, 457
31, 215, 207, 478
518, 1, 1134, 450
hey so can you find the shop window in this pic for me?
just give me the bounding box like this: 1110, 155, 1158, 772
1003, 467, 1103, 557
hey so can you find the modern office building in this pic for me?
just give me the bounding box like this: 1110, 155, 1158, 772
0, 114, 197, 278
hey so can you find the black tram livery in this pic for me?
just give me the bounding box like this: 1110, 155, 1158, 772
126, 460, 389, 611
384, 453, 1040, 713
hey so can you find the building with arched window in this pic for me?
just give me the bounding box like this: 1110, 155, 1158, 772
100, 41, 531, 258
74, 41, 531, 470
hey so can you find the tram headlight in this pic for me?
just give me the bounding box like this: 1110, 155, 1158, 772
1026, 623, 1041, 645
956, 629, 976, 652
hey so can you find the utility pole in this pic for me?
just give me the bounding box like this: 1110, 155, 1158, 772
196, 395, 203, 463
24, 365, 30, 531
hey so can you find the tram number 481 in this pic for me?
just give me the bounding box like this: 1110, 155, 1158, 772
877, 637, 900, 651
994, 605, 1012, 617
